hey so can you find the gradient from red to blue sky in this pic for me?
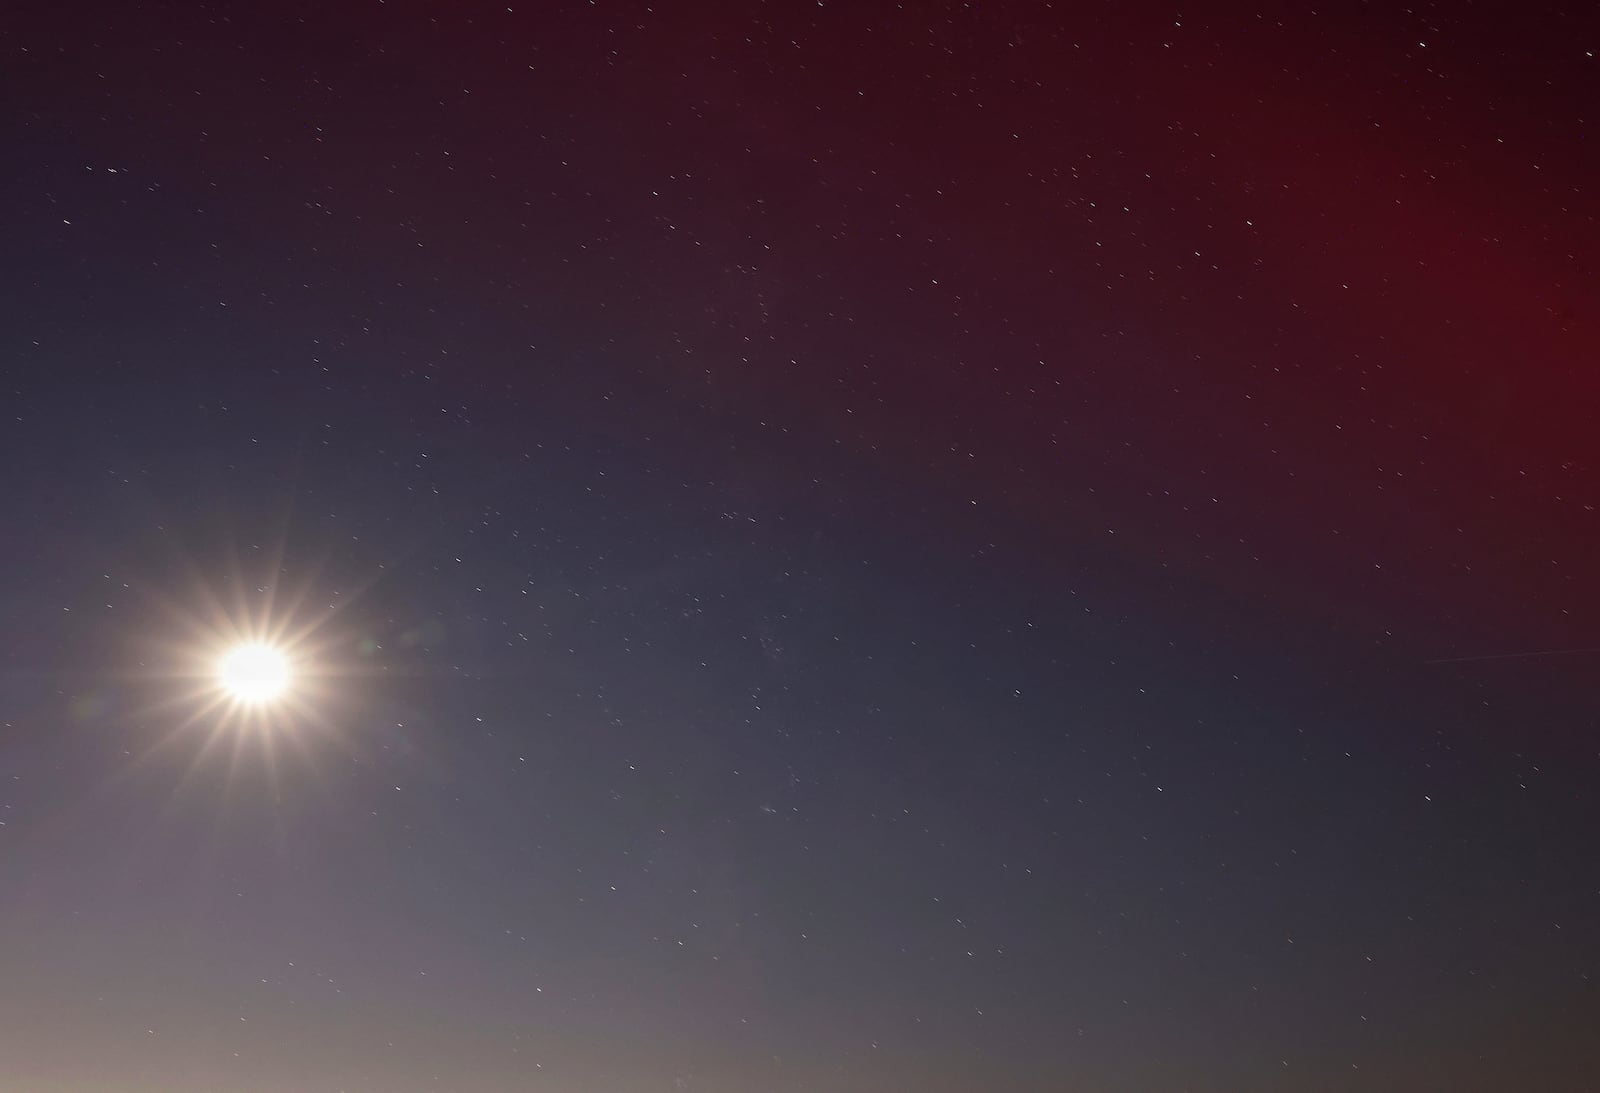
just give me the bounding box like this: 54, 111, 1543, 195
2, 2, 1597, 1090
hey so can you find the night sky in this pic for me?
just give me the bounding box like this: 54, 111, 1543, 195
3, 2, 1599, 1090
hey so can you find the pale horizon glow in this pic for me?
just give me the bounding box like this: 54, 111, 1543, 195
216, 643, 293, 703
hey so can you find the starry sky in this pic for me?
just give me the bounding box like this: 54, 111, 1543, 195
3, 2, 1599, 1090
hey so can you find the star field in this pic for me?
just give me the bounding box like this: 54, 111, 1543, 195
2, 2, 1598, 1091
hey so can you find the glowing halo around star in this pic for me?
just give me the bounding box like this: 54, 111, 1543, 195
111, 520, 402, 805
135, 558, 381, 760
171, 614, 333, 742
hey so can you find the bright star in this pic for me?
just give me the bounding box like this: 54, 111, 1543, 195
216, 643, 293, 704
